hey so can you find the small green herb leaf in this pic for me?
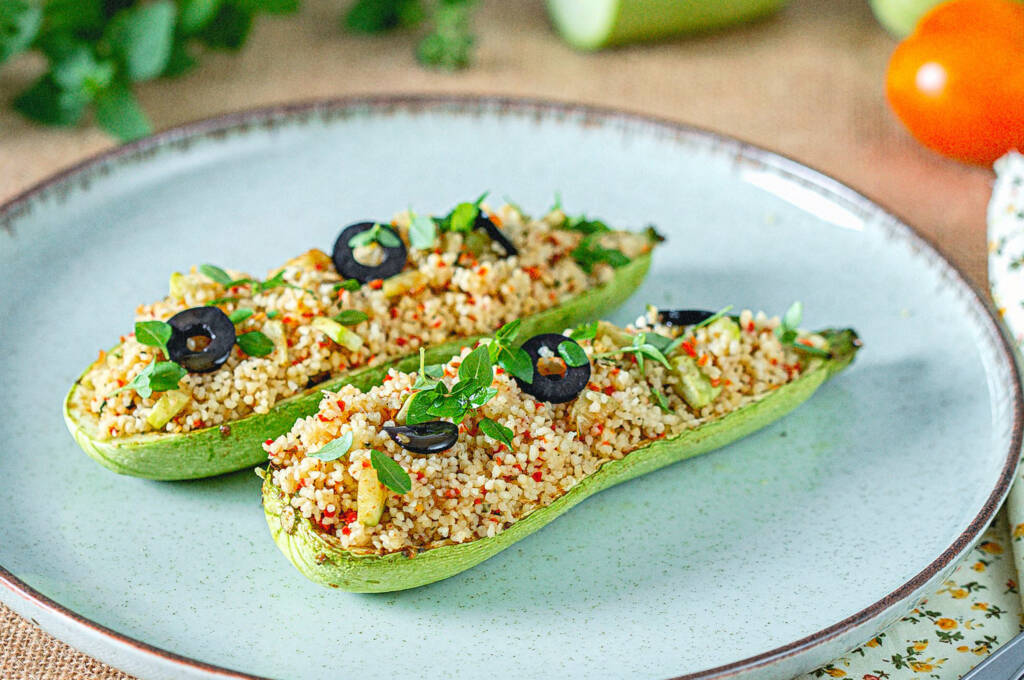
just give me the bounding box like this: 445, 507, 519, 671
333, 310, 369, 326
571, 233, 630, 274
458, 345, 493, 386
570, 321, 598, 342
310, 431, 353, 462
375, 227, 402, 248
650, 387, 673, 413
334, 279, 361, 293
693, 305, 734, 331
0, 1, 42, 64
237, 331, 274, 357
228, 308, 254, 324
479, 417, 514, 449
344, 0, 424, 33
111, 360, 186, 399
498, 346, 533, 384
564, 215, 611, 234
200, 264, 233, 286
371, 449, 412, 494
94, 83, 151, 141
495, 319, 521, 345
557, 340, 589, 368
348, 223, 400, 249
106, 1, 177, 82
447, 202, 478, 232
266, 310, 280, 319
134, 320, 172, 359
409, 212, 437, 249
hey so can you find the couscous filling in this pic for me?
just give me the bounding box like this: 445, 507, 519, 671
264, 307, 828, 555
72, 203, 654, 439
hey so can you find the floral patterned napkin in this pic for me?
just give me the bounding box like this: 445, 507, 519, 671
799, 152, 1024, 680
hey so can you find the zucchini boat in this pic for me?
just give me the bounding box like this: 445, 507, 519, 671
64, 201, 658, 480
261, 306, 860, 592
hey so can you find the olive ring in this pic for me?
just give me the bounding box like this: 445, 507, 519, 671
332, 222, 408, 284
166, 306, 237, 373
659, 309, 716, 327
384, 421, 459, 454
474, 213, 519, 257
514, 333, 591, 404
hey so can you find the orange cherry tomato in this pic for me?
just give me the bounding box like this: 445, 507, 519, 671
885, 0, 1024, 165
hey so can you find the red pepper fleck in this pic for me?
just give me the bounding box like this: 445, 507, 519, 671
341, 526, 351, 535
265, 439, 274, 445
681, 340, 697, 358
697, 353, 709, 367
513, 463, 523, 472
710, 378, 721, 388
474, 498, 483, 505
524, 266, 542, 280
494, 456, 503, 465
602, 385, 615, 396
495, 367, 504, 375
336, 400, 345, 411
362, 460, 370, 468
390, 308, 399, 319
396, 337, 408, 347
588, 383, 600, 392
746, 320, 756, 333
416, 471, 426, 481
317, 414, 329, 422
369, 279, 383, 290
431, 319, 443, 328
531, 471, 543, 482
445, 489, 461, 498
383, 374, 393, 382
797, 338, 814, 347
344, 510, 358, 524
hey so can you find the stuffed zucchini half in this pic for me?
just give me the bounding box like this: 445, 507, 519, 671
261, 305, 860, 592
64, 200, 658, 480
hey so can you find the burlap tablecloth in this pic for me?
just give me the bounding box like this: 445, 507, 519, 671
0, 1, 996, 677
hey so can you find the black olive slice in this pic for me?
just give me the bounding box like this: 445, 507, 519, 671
514, 333, 591, 404
659, 309, 717, 327
331, 222, 408, 284
166, 307, 236, 373
473, 212, 519, 257
384, 421, 459, 455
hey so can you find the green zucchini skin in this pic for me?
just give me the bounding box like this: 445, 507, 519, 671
63, 254, 652, 481
262, 328, 860, 593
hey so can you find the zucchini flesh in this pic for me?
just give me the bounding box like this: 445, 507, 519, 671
262, 327, 859, 593
63, 254, 652, 480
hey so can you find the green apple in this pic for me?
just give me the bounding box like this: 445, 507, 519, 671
546, 0, 790, 50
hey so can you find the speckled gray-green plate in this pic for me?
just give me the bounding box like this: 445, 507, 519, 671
0, 96, 1020, 680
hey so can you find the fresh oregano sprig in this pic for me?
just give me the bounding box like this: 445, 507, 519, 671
310, 431, 354, 462
345, 0, 479, 71
134, 320, 172, 359
486, 319, 533, 384
1, 0, 298, 141
775, 301, 830, 357
371, 448, 412, 494
109, 360, 186, 399
593, 331, 672, 375
348, 223, 402, 249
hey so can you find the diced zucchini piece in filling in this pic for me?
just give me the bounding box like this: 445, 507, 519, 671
146, 390, 190, 429
358, 467, 386, 527
671, 355, 721, 410
311, 317, 364, 352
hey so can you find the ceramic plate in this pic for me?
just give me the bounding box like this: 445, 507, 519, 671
0, 96, 1020, 680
